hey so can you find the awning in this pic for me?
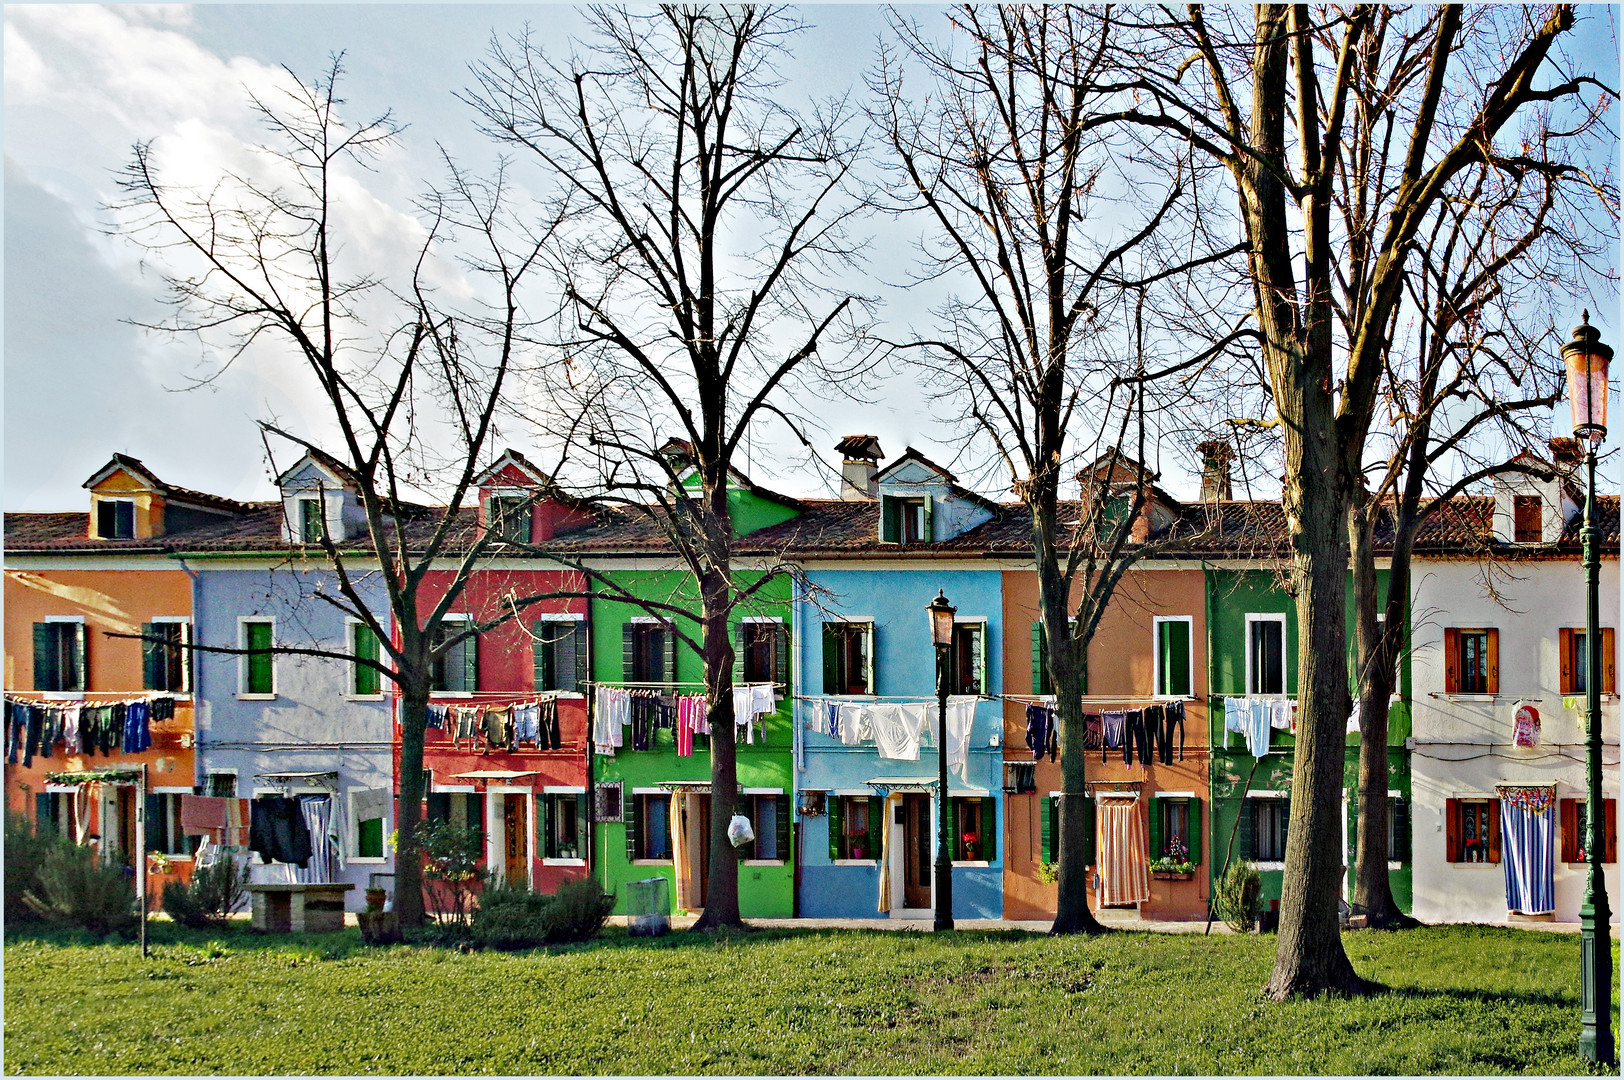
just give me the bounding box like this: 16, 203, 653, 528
44, 769, 140, 786
866, 776, 992, 797
656, 781, 712, 793
255, 770, 338, 790
449, 770, 540, 780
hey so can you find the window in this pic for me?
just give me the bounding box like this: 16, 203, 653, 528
625, 793, 672, 862
489, 495, 530, 544
425, 791, 486, 840
1151, 796, 1202, 867
204, 773, 238, 798
1243, 796, 1289, 863
34, 792, 76, 836
1155, 617, 1193, 698
739, 620, 788, 686
145, 794, 200, 857
354, 792, 387, 859
1560, 628, 1616, 696
240, 619, 274, 696
350, 621, 382, 696
622, 621, 674, 685
1513, 495, 1542, 543
1443, 628, 1498, 695
595, 781, 624, 824
880, 495, 932, 544
1350, 793, 1411, 864
949, 621, 986, 696
1030, 618, 1079, 696
298, 498, 324, 545
1445, 798, 1499, 863
950, 796, 994, 862
432, 618, 477, 693
534, 618, 588, 693
748, 793, 790, 861
1246, 615, 1286, 696
822, 622, 873, 695
1559, 798, 1618, 863
33, 621, 87, 692
96, 498, 135, 540
142, 621, 189, 693
541, 792, 587, 860
828, 794, 882, 860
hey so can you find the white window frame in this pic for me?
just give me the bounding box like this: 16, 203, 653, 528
147, 616, 193, 696
203, 770, 240, 798
40, 615, 87, 700
950, 616, 990, 697
347, 785, 391, 865
237, 616, 277, 699
540, 785, 587, 866
1244, 790, 1288, 869
431, 614, 475, 698
485, 489, 531, 544
1152, 615, 1195, 700
740, 615, 787, 695
741, 787, 788, 865
296, 496, 325, 544
823, 618, 876, 697
94, 496, 137, 540
630, 787, 675, 866
1244, 613, 1289, 697
532, 612, 587, 698
345, 617, 386, 700
947, 791, 996, 868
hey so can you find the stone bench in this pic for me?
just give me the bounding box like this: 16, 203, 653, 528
246, 883, 355, 933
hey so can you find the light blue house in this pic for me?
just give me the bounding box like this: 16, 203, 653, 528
785, 444, 1013, 919
176, 452, 396, 909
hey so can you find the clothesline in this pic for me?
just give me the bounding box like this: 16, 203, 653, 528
5, 691, 184, 704
1001, 693, 1193, 705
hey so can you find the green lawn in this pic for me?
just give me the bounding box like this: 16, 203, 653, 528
3, 922, 1618, 1075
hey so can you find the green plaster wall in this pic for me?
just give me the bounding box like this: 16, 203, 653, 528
589, 567, 796, 917
677, 474, 801, 537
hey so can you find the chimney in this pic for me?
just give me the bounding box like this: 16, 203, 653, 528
1548, 436, 1582, 470
1197, 439, 1234, 502
835, 435, 884, 499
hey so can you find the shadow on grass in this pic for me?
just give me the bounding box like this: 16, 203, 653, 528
1383, 982, 1580, 1009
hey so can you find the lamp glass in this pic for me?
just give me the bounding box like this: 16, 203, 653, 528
928, 593, 956, 648
1564, 321, 1611, 445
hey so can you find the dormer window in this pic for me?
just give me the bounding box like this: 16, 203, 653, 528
96, 498, 135, 540
488, 495, 530, 545
880, 494, 932, 544
1513, 495, 1542, 543
298, 498, 325, 545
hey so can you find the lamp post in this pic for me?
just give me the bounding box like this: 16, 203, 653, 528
929, 589, 957, 932
1563, 312, 1614, 1067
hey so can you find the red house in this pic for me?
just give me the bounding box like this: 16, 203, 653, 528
399, 449, 596, 900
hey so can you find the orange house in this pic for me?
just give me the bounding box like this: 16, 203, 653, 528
1003, 564, 1211, 921
4, 455, 246, 902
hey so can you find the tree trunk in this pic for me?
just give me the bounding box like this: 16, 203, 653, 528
691, 485, 744, 930
395, 684, 428, 927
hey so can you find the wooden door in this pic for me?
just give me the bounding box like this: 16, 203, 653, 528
503, 795, 528, 886
903, 793, 931, 908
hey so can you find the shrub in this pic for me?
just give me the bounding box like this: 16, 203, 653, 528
541, 879, 614, 944
471, 880, 551, 950
420, 820, 485, 925
1215, 859, 1263, 934
24, 843, 138, 935
161, 858, 249, 929
5, 808, 65, 925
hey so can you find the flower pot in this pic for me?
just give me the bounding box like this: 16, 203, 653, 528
1152, 871, 1193, 881
365, 888, 388, 911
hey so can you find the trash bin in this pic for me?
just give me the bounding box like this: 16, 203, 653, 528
626, 877, 670, 937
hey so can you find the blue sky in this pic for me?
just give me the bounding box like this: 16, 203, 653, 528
5, 5, 1619, 511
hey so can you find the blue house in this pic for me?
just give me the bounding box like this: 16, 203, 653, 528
780, 442, 1017, 919
176, 452, 396, 909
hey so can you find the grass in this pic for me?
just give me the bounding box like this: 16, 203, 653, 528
3, 921, 1619, 1075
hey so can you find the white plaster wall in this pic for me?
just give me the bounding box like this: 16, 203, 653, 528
1410, 555, 1620, 923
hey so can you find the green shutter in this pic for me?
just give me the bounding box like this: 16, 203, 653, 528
145, 794, 164, 855
1392, 796, 1411, 863
982, 798, 995, 861
733, 623, 746, 684
828, 795, 844, 860
881, 496, 900, 543
1149, 798, 1164, 862
533, 622, 550, 692
462, 626, 478, 692
867, 795, 882, 861
1041, 795, 1054, 863
35, 793, 53, 834
142, 623, 162, 690
661, 624, 677, 685
33, 623, 56, 692
1188, 797, 1202, 866
1160, 621, 1191, 697
775, 795, 791, 861
1080, 795, 1096, 865
622, 622, 637, 681
822, 624, 840, 694
538, 793, 553, 859
354, 624, 380, 695
863, 625, 874, 694
1239, 799, 1255, 862
246, 622, 273, 694
921, 495, 934, 542
71, 623, 87, 691
573, 622, 589, 691
943, 797, 956, 860
552, 623, 575, 693
1031, 622, 1046, 695
576, 793, 589, 857
624, 792, 641, 861
358, 817, 384, 859
774, 622, 790, 689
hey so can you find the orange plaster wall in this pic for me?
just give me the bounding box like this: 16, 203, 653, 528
89, 472, 164, 539
1002, 568, 1212, 920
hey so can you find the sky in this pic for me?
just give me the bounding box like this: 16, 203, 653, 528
4, 4, 1620, 512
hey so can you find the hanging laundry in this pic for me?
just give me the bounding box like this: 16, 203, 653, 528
866, 703, 924, 761
1098, 798, 1151, 905
62, 704, 82, 754
592, 687, 627, 753
1158, 701, 1186, 764
1025, 704, 1055, 763
425, 703, 450, 731
1081, 712, 1103, 751
1224, 697, 1247, 743
512, 702, 539, 745
1513, 703, 1541, 748
538, 698, 562, 751
1101, 711, 1127, 760
249, 795, 313, 868
1122, 709, 1151, 767
180, 795, 231, 836
1241, 699, 1272, 757
150, 696, 175, 723
6, 700, 26, 764
1499, 786, 1556, 914
939, 696, 978, 782
1267, 698, 1292, 730
484, 705, 514, 751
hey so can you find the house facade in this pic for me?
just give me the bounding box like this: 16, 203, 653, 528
1409, 460, 1620, 924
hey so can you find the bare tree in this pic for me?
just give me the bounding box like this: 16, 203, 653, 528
1089, 3, 1612, 995
871, 5, 1247, 935
466, 5, 869, 929
112, 58, 559, 927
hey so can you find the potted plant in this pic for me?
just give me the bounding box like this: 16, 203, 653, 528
1151, 837, 1196, 879
960, 831, 979, 861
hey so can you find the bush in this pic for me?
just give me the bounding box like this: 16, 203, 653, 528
1215, 859, 1263, 934
161, 857, 249, 929
420, 820, 485, 925
24, 843, 138, 935
5, 808, 65, 925
468, 878, 615, 950
541, 878, 614, 944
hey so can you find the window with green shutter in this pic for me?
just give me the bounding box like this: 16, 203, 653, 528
433, 619, 477, 692
1043, 794, 1095, 866
34, 621, 87, 693
534, 618, 587, 692
143, 621, 187, 692
299, 498, 324, 544
1156, 618, 1192, 698
822, 623, 873, 695
829, 795, 881, 861
951, 797, 994, 861
242, 620, 274, 695
351, 622, 381, 696
358, 817, 385, 859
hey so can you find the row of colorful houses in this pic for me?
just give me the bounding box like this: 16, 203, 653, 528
5, 437, 1618, 924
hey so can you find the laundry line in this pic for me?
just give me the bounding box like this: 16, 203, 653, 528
1000, 693, 1195, 706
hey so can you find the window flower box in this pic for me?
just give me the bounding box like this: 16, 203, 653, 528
1153, 870, 1194, 881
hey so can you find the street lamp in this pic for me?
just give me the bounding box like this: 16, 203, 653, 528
928, 589, 957, 932
1563, 312, 1614, 1067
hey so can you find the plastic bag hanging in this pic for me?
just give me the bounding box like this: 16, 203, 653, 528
727, 814, 755, 848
